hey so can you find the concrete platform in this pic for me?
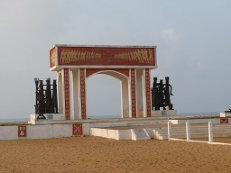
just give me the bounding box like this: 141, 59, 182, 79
220, 112, 231, 117
0, 115, 230, 140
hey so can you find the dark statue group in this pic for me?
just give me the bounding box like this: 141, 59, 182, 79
151, 77, 174, 110
34, 78, 58, 119
34, 76, 173, 119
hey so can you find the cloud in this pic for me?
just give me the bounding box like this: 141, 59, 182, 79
161, 28, 179, 44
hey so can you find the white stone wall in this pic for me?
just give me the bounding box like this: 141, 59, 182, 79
27, 124, 72, 139
0, 118, 231, 141
0, 126, 18, 140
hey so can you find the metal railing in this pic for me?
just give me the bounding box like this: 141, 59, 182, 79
168, 120, 231, 146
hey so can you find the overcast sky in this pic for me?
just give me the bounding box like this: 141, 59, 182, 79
0, 0, 231, 119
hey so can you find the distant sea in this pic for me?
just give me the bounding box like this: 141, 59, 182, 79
0, 112, 220, 123
177, 112, 219, 117
88, 112, 220, 119
0, 118, 29, 123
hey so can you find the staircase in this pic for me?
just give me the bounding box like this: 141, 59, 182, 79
131, 129, 150, 140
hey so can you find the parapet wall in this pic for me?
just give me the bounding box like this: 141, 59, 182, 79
0, 116, 230, 141
0, 117, 168, 140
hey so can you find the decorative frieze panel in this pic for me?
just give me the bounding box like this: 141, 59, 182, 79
64, 69, 70, 120
72, 124, 83, 135
131, 69, 136, 118
80, 69, 86, 119
145, 69, 151, 117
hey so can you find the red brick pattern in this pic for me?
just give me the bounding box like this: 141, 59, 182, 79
72, 124, 83, 135
131, 69, 136, 118
64, 69, 70, 120
50, 47, 56, 68
57, 46, 156, 67
18, 125, 27, 137
220, 118, 229, 124
145, 69, 151, 117
80, 69, 86, 119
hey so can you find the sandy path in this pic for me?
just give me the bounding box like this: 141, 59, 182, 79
0, 136, 231, 173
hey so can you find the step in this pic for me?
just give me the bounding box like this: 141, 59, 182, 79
131, 128, 150, 141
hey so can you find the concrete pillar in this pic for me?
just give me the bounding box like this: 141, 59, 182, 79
57, 71, 64, 114
80, 68, 86, 119
57, 69, 71, 120
186, 120, 191, 141
168, 121, 171, 139
208, 121, 213, 144
145, 69, 151, 117
120, 78, 129, 118
71, 69, 81, 120
136, 69, 146, 117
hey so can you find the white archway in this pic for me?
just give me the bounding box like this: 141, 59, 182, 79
86, 74, 121, 119
87, 70, 130, 118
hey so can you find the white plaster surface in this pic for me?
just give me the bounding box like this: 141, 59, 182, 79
90, 128, 119, 140
151, 110, 177, 117
220, 112, 231, 117
29, 114, 65, 124
170, 119, 220, 125
151, 110, 162, 117
91, 128, 149, 140
27, 124, 72, 139
1, 117, 231, 141
0, 126, 18, 140
117, 129, 131, 140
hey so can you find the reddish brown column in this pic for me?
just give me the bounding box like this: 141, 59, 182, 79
131, 69, 136, 118
80, 69, 86, 119
145, 69, 151, 117
64, 68, 70, 120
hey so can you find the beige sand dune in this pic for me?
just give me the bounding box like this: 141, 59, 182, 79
0, 137, 231, 173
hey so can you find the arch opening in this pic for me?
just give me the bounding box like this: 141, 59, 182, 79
87, 74, 121, 119
86, 70, 130, 119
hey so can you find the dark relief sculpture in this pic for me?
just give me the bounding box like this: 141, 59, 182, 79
152, 77, 174, 110
34, 78, 58, 119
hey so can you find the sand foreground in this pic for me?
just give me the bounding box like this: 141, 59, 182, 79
0, 136, 231, 173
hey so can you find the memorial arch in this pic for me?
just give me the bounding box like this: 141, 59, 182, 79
50, 45, 156, 120
87, 69, 129, 118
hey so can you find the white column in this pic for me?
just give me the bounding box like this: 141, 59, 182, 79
186, 120, 191, 141
168, 121, 171, 139
120, 78, 129, 118
71, 69, 81, 120
208, 121, 213, 144
136, 69, 146, 117
57, 70, 64, 114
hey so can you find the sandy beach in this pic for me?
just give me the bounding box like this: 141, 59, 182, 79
0, 137, 231, 173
